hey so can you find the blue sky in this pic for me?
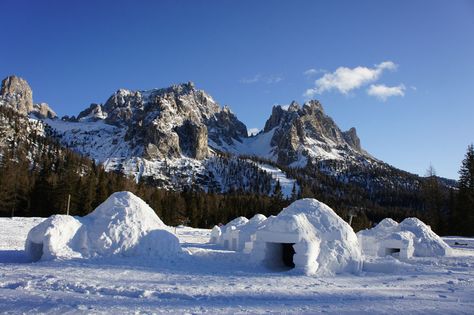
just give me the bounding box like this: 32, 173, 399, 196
1, 0, 473, 179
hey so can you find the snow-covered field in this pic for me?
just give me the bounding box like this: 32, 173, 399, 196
1, 217, 473, 314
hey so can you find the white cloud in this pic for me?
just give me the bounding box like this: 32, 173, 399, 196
240, 74, 283, 84
248, 128, 260, 136
240, 74, 261, 84
367, 84, 405, 101
265, 75, 283, 84
304, 61, 397, 98
303, 68, 325, 77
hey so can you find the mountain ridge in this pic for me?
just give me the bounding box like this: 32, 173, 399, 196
0, 75, 455, 194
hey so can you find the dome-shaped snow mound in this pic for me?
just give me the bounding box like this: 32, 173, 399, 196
25, 191, 181, 261
249, 198, 362, 275
25, 215, 83, 261
357, 217, 451, 258
82, 191, 169, 257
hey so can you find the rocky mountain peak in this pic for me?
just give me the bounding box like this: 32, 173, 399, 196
31, 103, 57, 119
342, 127, 362, 152
259, 99, 366, 165
61, 82, 248, 160
0, 75, 34, 115
288, 101, 301, 112
0, 76, 57, 119
77, 103, 107, 121
302, 99, 324, 113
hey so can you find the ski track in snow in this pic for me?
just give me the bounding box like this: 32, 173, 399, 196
0, 217, 473, 314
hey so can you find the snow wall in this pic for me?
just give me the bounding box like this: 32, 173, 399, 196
249, 198, 362, 276
25, 191, 181, 261
357, 217, 452, 258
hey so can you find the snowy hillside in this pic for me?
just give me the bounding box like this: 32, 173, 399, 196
0, 217, 473, 314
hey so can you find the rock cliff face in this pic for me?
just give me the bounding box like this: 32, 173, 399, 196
0, 76, 34, 115
0, 76, 57, 119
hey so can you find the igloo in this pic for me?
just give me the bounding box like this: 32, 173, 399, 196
25, 191, 181, 261
357, 217, 451, 259
248, 199, 362, 276
219, 216, 249, 249
235, 214, 267, 252
219, 214, 267, 251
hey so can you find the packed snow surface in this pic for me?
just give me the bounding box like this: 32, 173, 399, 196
1, 217, 474, 313
358, 217, 452, 258
25, 191, 180, 261
249, 199, 362, 275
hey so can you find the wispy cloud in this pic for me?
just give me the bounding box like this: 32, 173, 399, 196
303, 68, 325, 77
240, 74, 283, 84
367, 84, 405, 101
240, 74, 261, 84
304, 61, 397, 98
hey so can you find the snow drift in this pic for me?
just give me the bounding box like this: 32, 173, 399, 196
357, 217, 451, 258
248, 198, 362, 275
25, 191, 181, 261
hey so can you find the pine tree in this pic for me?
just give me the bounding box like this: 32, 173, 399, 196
290, 182, 298, 201
422, 164, 443, 233
455, 144, 474, 235
272, 180, 284, 200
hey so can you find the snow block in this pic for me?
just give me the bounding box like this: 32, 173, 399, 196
248, 198, 362, 276
25, 191, 181, 261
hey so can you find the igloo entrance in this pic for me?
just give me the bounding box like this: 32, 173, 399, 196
282, 243, 296, 268
385, 247, 401, 257
264, 242, 295, 270
26, 241, 43, 262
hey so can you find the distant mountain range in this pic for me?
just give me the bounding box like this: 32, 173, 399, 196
0, 75, 456, 211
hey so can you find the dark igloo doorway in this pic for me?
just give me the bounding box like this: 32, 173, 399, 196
264, 242, 295, 270
281, 243, 295, 268
385, 247, 401, 257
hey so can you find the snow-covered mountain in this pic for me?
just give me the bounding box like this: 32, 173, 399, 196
0, 75, 443, 198
216, 100, 371, 167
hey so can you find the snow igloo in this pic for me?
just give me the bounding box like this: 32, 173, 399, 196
248, 199, 362, 275
25, 191, 181, 261
219, 216, 249, 250
211, 214, 268, 251
357, 217, 452, 259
